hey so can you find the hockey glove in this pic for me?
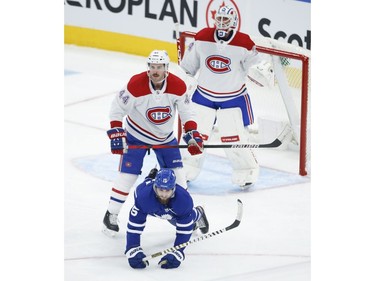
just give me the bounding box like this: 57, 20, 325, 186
146, 168, 158, 180
158, 250, 185, 269
247, 60, 274, 87
125, 246, 149, 269
183, 130, 203, 155
107, 127, 127, 154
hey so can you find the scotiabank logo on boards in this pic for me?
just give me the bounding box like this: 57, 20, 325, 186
205, 0, 241, 31
259, 18, 311, 50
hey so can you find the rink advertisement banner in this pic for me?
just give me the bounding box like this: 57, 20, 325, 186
64, 0, 310, 60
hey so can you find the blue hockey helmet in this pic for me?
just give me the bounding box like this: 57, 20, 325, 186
154, 169, 176, 190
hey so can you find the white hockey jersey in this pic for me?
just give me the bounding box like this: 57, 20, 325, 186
180, 28, 259, 102
109, 71, 197, 145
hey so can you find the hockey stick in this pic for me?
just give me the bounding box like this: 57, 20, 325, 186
175, 22, 182, 65
127, 125, 292, 151
175, 21, 184, 143
127, 139, 280, 150
142, 199, 243, 263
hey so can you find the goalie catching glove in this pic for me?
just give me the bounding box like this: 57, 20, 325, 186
107, 121, 127, 154
158, 250, 185, 269
183, 130, 203, 155
247, 60, 274, 87
125, 246, 149, 269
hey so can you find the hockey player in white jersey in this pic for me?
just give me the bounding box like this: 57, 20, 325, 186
180, 5, 272, 189
103, 50, 204, 235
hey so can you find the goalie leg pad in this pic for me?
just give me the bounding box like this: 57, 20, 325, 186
182, 151, 207, 181
182, 103, 217, 181
216, 107, 253, 144
226, 148, 259, 186
232, 167, 260, 188
193, 103, 217, 140
172, 167, 188, 189
216, 108, 259, 186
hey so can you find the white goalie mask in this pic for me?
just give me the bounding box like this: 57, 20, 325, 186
215, 6, 238, 31
147, 50, 170, 84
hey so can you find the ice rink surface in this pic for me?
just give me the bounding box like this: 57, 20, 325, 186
3, 4, 375, 281
64, 45, 310, 281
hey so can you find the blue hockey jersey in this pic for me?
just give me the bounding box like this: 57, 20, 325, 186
125, 178, 198, 253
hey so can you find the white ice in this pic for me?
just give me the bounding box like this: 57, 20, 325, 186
64, 45, 310, 281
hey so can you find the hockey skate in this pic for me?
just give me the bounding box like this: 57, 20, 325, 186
102, 210, 119, 237
195, 206, 209, 234
235, 168, 259, 190
240, 182, 253, 190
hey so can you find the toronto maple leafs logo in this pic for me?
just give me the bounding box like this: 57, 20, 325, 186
153, 213, 173, 220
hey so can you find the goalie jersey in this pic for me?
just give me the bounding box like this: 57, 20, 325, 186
180, 27, 259, 102
109, 71, 196, 144
125, 177, 198, 253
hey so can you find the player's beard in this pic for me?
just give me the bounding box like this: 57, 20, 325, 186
157, 197, 170, 205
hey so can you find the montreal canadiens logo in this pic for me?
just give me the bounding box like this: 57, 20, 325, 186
206, 55, 231, 73
146, 106, 172, 124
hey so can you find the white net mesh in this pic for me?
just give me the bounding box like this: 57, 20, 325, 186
251, 37, 311, 176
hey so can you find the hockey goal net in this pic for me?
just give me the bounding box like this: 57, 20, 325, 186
177, 31, 311, 176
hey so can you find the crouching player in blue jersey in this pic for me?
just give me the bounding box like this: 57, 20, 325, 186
125, 168, 209, 269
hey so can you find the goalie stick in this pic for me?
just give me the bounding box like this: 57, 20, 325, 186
175, 22, 182, 65
142, 199, 243, 263
127, 138, 280, 150
127, 124, 292, 151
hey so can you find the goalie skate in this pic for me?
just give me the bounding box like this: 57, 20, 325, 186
240, 182, 253, 190
102, 210, 119, 237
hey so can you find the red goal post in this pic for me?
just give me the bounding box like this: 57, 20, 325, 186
176, 31, 311, 176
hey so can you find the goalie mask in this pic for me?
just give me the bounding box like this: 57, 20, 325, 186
215, 6, 238, 32
147, 50, 170, 84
